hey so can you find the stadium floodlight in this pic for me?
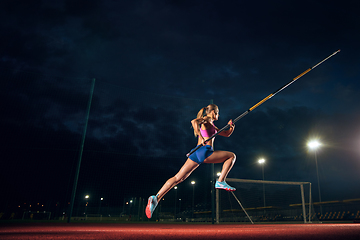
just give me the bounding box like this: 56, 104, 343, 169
307, 139, 323, 215
258, 158, 266, 210
191, 181, 196, 218
307, 140, 321, 150
99, 198, 104, 215
174, 186, 178, 217
258, 158, 265, 164
84, 195, 90, 215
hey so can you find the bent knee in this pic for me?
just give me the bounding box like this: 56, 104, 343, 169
230, 152, 236, 162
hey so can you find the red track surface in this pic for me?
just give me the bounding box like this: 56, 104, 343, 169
1, 223, 360, 240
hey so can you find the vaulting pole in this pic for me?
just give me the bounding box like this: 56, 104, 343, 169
187, 50, 340, 157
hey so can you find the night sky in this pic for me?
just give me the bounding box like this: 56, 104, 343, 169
1, 0, 360, 215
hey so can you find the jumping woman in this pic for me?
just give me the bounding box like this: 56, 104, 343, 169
145, 104, 237, 218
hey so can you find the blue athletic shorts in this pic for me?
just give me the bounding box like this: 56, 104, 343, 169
189, 145, 214, 164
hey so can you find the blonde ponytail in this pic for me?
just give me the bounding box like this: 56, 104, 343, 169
197, 107, 207, 119
193, 107, 206, 136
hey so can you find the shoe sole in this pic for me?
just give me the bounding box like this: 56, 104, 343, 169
215, 187, 236, 192
145, 197, 153, 218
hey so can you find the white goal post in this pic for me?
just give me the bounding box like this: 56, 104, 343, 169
216, 178, 313, 223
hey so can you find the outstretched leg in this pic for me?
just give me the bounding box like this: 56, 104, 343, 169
157, 159, 199, 200
146, 159, 199, 218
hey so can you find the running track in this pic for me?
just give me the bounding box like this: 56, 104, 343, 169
1, 223, 360, 239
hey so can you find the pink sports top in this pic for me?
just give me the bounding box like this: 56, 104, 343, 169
200, 123, 218, 137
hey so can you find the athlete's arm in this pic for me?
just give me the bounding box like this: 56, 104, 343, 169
217, 119, 235, 137
191, 117, 210, 145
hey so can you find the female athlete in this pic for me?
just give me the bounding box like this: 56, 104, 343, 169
146, 104, 236, 218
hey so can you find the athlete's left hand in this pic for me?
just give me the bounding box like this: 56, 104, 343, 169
228, 119, 235, 128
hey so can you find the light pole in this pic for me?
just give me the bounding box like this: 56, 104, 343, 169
130, 199, 133, 216
191, 181, 195, 219
307, 140, 322, 215
84, 195, 89, 217
258, 159, 266, 210
216, 172, 221, 224
174, 186, 178, 218
99, 197, 103, 215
